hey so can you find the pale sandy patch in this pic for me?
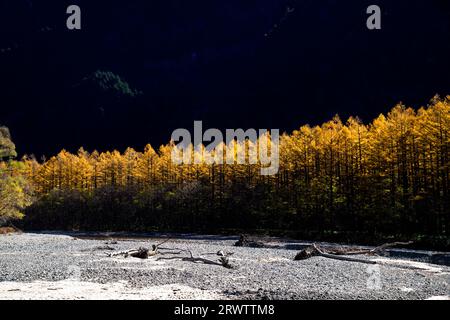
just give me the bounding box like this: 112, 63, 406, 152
92, 257, 185, 271
0, 280, 225, 300
425, 296, 450, 300
257, 257, 291, 263
373, 258, 443, 273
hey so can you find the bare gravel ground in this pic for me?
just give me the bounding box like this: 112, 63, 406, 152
0, 232, 449, 300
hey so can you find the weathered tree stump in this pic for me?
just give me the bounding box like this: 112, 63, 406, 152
234, 235, 265, 248
294, 246, 320, 260
129, 247, 151, 259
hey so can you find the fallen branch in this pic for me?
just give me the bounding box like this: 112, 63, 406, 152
182, 249, 234, 268
295, 241, 414, 264
312, 244, 376, 265
106, 237, 172, 259
157, 249, 236, 269
155, 238, 172, 248
82, 245, 115, 252
201, 250, 235, 257
371, 241, 414, 254
107, 247, 157, 259
105, 237, 235, 267
324, 241, 414, 256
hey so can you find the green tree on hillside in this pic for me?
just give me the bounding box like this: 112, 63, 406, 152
0, 126, 17, 160
0, 127, 32, 226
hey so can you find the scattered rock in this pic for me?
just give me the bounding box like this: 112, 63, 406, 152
234, 235, 265, 248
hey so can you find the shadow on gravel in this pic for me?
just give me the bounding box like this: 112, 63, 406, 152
28, 230, 238, 242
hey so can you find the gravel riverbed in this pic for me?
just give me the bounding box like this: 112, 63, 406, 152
0, 232, 449, 300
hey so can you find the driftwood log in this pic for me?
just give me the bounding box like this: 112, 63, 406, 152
295, 241, 414, 264
157, 249, 236, 269
105, 238, 235, 268
157, 256, 234, 269
106, 238, 172, 259
107, 246, 158, 259
294, 244, 376, 264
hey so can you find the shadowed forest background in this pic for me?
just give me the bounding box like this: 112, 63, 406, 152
1, 96, 449, 248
